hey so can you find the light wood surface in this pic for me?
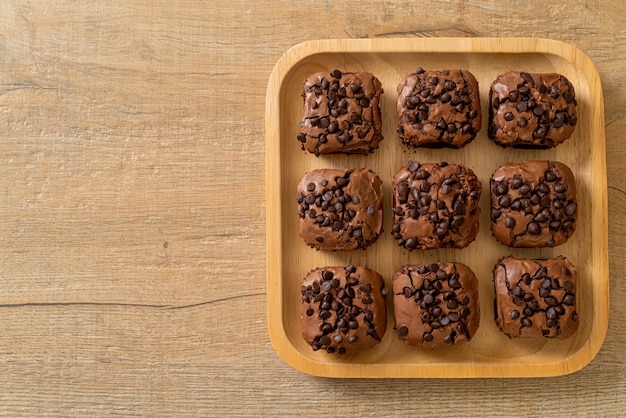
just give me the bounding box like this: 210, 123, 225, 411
0, 1, 624, 415
266, 38, 608, 378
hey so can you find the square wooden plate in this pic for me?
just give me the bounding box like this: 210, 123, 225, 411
265, 38, 608, 378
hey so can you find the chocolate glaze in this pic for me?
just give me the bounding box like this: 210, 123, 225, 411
301, 266, 387, 354
392, 162, 481, 250
392, 262, 480, 349
297, 168, 383, 251
396, 69, 481, 148
488, 71, 577, 148
298, 70, 383, 155
490, 160, 577, 248
493, 256, 578, 339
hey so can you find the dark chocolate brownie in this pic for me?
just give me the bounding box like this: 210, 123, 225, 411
391, 161, 481, 250
301, 265, 388, 355
393, 262, 480, 349
297, 168, 383, 251
490, 160, 577, 248
493, 256, 578, 339
297, 70, 383, 155
396, 68, 481, 148
488, 71, 577, 148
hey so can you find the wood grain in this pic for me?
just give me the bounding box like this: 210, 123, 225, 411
0, 0, 624, 415
266, 38, 608, 378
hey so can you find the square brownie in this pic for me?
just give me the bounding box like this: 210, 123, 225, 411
391, 161, 481, 250
297, 69, 383, 155
493, 256, 578, 339
396, 68, 481, 148
297, 168, 383, 251
301, 265, 388, 355
490, 160, 577, 248
488, 71, 577, 148
392, 262, 480, 349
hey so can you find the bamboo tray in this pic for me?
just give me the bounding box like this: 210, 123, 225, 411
265, 38, 608, 378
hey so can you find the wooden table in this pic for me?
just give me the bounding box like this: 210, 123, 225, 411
0, 1, 623, 415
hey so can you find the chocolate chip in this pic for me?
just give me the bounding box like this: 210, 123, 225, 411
444, 80, 456, 90
510, 309, 520, 319
521, 318, 533, 328
563, 293, 575, 305
504, 112, 514, 121
516, 101, 528, 112
448, 277, 461, 289
498, 195, 512, 208
398, 326, 409, 337
415, 169, 430, 180
331, 69, 342, 79
515, 117, 527, 128
527, 222, 541, 235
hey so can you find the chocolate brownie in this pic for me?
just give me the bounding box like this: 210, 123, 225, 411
490, 161, 577, 248
488, 71, 578, 148
391, 161, 481, 250
301, 265, 388, 355
297, 168, 384, 251
493, 256, 578, 338
297, 69, 383, 155
396, 68, 481, 148
392, 262, 480, 349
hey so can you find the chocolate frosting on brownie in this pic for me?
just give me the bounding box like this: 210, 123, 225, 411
297, 168, 383, 251
297, 70, 383, 155
392, 162, 482, 250
493, 256, 578, 338
301, 266, 388, 354
393, 262, 480, 349
488, 72, 577, 148
397, 68, 481, 148
491, 160, 577, 248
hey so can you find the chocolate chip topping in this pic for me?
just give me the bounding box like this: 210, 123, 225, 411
488, 72, 577, 148
297, 168, 384, 251
392, 162, 482, 250
490, 161, 577, 248
493, 256, 578, 339
298, 70, 383, 155
301, 266, 388, 354
396, 69, 482, 148
392, 262, 480, 349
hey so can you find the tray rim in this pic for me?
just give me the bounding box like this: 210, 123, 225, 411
265, 37, 608, 378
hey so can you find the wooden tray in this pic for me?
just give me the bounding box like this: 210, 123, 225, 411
265, 38, 608, 378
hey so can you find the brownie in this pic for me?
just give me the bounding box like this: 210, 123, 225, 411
493, 256, 578, 338
301, 265, 388, 355
391, 161, 481, 250
488, 71, 578, 148
297, 69, 383, 155
396, 68, 481, 148
297, 168, 384, 251
490, 160, 577, 248
392, 262, 480, 349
